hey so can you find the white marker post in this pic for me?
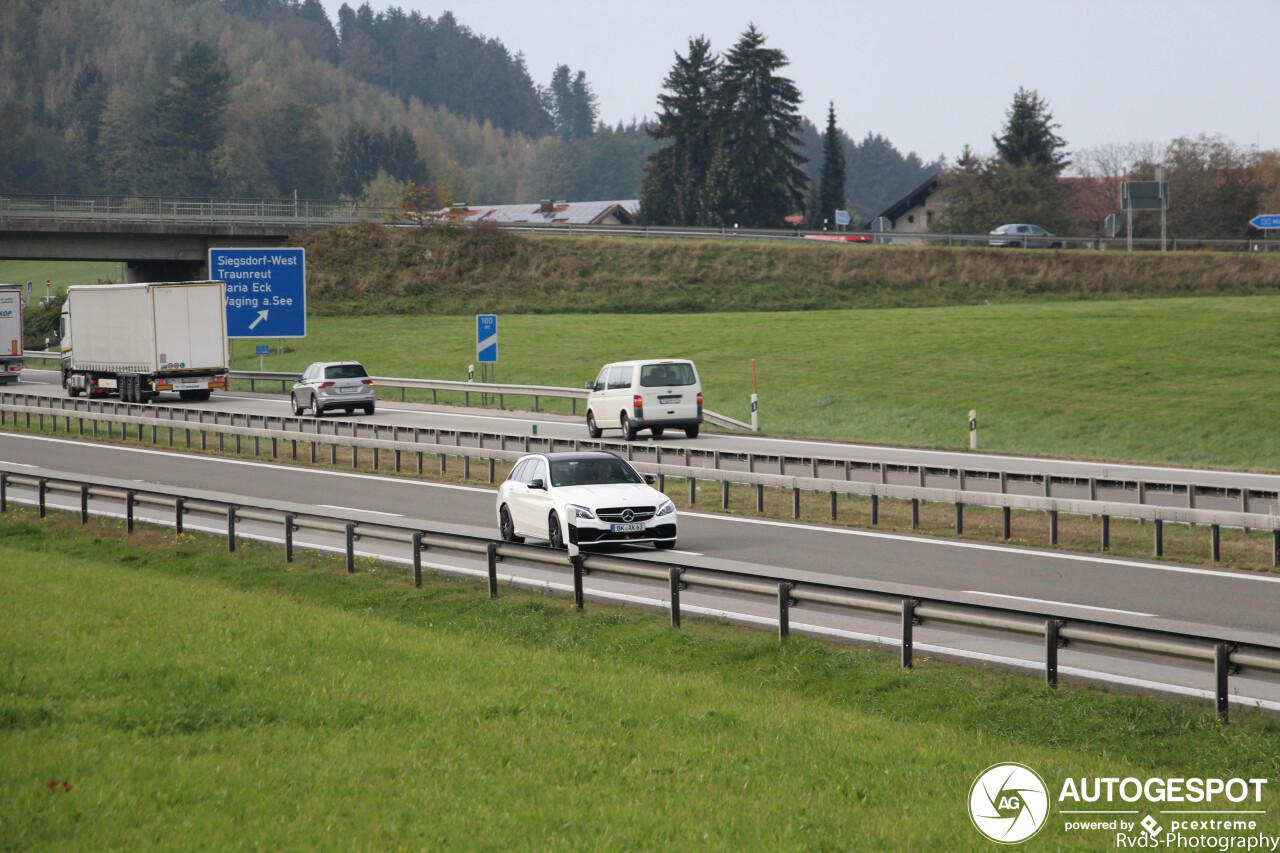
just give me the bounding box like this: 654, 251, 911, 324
969, 410, 978, 450
751, 359, 759, 432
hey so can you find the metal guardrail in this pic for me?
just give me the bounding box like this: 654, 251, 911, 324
4, 461, 1278, 720
0, 194, 384, 227
4, 400, 1279, 568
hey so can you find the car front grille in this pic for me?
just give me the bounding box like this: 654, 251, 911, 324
596, 506, 656, 522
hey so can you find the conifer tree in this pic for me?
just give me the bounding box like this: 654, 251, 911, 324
637, 36, 719, 225
144, 42, 232, 196
993, 87, 1069, 175
811, 102, 847, 228
712, 24, 808, 227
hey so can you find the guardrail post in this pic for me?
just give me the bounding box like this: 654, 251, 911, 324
1155, 519, 1164, 557
227, 506, 237, 552
175, 497, 185, 534
80, 484, 89, 524
901, 599, 919, 668
669, 567, 683, 628
911, 498, 920, 529
722, 481, 730, 510
125, 490, 136, 533
38, 478, 47, 518
955, 502, 963, 534
284, 513, 296, 562
488, 458, 496, 484
351, 446, 358, 469
1050, 510, 1058, 545
572, 554, 585, 610
871, 493, 879, 525
485, 541, 497, 597
1002, 507, 1011, 540
0, 473, 7, 512
1045, 619, 1066, 687
829, 491, 837, 520
1211, 524, 1221, 562
1101, 515, 1110, 551
756, 484, 764, 513
1187, 484, 1196, 528
413, 533, 424, 588
464, 455, 471, 480
345, 523, 356, 573
1215, 643, 1235, 723
792, 488, 800, 519
777, 582, 793, 640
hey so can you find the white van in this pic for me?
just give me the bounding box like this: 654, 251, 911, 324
585, 359, 703, 440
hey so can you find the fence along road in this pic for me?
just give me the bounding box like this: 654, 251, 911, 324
10, 368, 1280, 562
5, 436, 1280, 719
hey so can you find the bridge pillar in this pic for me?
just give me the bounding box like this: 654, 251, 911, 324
124, 259, 206, 283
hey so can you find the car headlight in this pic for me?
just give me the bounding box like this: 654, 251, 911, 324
567, 504, 595, 520
657, 499, 675, 517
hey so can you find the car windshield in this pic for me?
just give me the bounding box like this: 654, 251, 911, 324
550, 458, 643, 487
639, 363, 695, 387
324, 364, 368, 380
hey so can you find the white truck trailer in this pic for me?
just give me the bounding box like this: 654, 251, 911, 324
0, 285, 23, 384
60, 281, 229, 403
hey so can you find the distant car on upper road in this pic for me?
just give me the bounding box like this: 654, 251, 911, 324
988, 223, 1064, 249
291, 361, 376, 417
496, 451, 677, 550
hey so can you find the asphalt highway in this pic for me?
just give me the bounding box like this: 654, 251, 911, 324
15, 369, 1280, 508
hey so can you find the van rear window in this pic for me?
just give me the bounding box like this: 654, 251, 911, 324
640, 363, 695, 387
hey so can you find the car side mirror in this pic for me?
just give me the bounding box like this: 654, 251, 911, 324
528, 478, 546, 491
643, 474, 656, 485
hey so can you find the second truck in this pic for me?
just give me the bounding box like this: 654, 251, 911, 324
0, 285, 24, 385
60, 281, 229, 403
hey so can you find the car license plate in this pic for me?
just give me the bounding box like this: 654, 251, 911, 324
611, 523, 645, 533
659, 396, 681, 404
173, 381, 203, 390
339, 386, 360, 394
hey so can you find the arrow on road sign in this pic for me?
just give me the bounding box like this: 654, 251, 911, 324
1249, 215, 1280, 229
248, 309, 269, 331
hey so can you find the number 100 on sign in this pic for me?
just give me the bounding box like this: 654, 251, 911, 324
477, 314, 498, 363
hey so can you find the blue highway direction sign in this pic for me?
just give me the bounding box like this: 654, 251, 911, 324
1249, 215, 1280, 230
476, 314, 498, 363
209, 247, 306, 338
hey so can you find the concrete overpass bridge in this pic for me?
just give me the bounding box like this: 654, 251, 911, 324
0, 194, 376, 281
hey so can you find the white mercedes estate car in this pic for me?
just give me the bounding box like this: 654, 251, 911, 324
496, 451, 677, 550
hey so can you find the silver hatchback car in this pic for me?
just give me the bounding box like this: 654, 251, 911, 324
291, 361, 376, 417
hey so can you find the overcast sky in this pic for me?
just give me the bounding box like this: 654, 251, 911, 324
318, 0, 1280, 165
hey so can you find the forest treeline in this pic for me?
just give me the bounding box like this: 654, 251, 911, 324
0, 0, 938, 219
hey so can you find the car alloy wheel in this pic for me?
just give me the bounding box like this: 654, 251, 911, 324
291, 394, 304, 416
499, 505, 523, 543
548, 511, 564, 550
586, 411, 601, 439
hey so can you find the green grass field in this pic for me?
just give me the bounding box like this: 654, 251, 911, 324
4, 511, 1280, 851
231, 295, 1280, 472
0, 261, 122, 296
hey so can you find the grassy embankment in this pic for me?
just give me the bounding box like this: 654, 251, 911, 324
4, 509, 1280, 851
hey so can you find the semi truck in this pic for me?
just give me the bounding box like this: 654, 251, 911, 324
0, 285, 23, 384
60, 281, 229, 403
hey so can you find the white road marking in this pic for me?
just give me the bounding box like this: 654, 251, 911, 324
317, 505, 402, 517
6, 462, 38, 468
962, 591, 1156, 618
6, 432, 1280, 589
0, 433, 494, 493
667, 549, 703, 556
680, 508, 1280, 585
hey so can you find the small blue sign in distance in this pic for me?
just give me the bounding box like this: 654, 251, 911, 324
256, 344, 270, 355
1249, 215, 1280, 229
476, 313, 498, 363
834, 209, 851, 226
210, 247, 307, 338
